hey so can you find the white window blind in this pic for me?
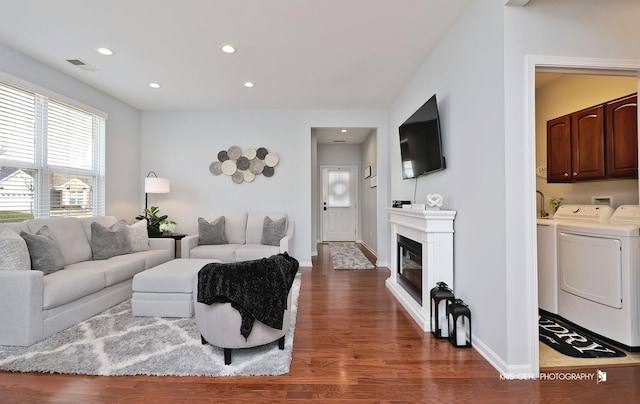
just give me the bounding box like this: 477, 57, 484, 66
0, 80, 105, 222
327, 170, 351, 208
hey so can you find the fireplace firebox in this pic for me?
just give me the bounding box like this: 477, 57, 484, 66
397, 235, 422, 304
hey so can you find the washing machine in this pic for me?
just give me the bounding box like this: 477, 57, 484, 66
557, 204, 640, 350
537, 217, 559, 314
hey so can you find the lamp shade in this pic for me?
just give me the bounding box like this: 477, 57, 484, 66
145, 177, 170, 194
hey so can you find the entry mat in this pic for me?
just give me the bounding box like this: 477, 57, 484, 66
539, 312, 626, 358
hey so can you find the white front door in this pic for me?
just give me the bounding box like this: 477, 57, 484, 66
322, 166, 357, 241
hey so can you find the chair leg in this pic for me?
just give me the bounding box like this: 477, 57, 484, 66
278, 335, 285, 350
224, 348, 232, 365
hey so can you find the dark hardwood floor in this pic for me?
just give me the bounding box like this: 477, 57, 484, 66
1, 243, 638, 403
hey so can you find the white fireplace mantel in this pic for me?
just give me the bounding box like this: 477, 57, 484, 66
386, 207, 456, 331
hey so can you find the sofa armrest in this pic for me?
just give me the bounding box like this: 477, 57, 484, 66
0, 270, 44, 346
181, 234, 200, 259
279, 220, 294, 256
148, 237, 175, 257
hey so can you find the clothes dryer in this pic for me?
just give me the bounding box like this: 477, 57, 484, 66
557, 204, 640, 350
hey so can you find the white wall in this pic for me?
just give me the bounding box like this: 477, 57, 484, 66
504, 0, 640, 372
0, 44, 142, 221
389, 0, 507, 366
141, 110, 387, 266
361, 131, 378, 256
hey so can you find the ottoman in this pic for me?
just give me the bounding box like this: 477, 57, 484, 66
132, 259, 219, 317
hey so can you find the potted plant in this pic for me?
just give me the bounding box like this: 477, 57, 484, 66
136, 206, 168, 236
159, 219, 177, 236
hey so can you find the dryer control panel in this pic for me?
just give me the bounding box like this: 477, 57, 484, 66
553, 204, 614, 223
610, 205, 640, 225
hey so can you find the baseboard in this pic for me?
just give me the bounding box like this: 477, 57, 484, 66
358, 240, 377, 258
471, 335, 536, 379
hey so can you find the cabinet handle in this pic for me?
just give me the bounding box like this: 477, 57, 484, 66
573, 172, 578, 176
564, 173, 569, 177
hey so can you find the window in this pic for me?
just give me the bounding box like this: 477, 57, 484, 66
0, 80, 105, 222
327, 170, 351, 208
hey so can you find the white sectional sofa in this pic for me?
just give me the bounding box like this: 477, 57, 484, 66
181, 212, 294, 262
0, 216, 174, 346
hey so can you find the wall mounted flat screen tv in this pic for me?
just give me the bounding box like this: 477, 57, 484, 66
399, 94, 445, 179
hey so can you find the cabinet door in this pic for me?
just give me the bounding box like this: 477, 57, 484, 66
606, 94, 638, 179
547, 115, 572, 182
571, 105, 605, 181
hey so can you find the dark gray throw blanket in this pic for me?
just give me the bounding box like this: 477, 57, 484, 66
197, 252, 299, 339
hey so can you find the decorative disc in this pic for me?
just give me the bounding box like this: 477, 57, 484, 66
249, 159, 264, 174
217, 150, 229, 162
244, 148, 257, 160
264, 153, 279, 167
231, 172, 244, 184
228, 146, 242, 160
263, 166, 275, 177
209, 161, 222, 175
221, 159, 237, 175
256, 147, 269, 159
243, 171, 255, 182
236, 156, 250, 170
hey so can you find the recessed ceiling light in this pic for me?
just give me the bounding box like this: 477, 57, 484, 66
243, 82, 255, 88
149, 82, 161, 89
221, 45, 236, 54
341, 129, 348, 133
97, 47, 113, 56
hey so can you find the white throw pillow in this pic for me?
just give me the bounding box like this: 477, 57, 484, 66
0, 227, 31, 271
128, 219, 150, 252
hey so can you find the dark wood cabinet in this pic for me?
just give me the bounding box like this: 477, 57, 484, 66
606, 94, 638, 179
571, 104, 605, 181
547, 115, 572, 182
546, 93, 637, 183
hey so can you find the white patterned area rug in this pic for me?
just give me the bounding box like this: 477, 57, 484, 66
0, 273, 301, 377
329, 242, 375, 270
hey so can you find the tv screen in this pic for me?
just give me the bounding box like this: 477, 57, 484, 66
399, 94, 445, 179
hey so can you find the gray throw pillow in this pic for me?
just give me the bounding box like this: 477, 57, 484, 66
0, 227, 31, 271
261, 216, 287, 246
198, 216, 228, 245
20, 225, 65, 275
90, 220, 132, 260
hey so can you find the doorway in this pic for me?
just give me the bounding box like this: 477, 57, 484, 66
525, 56, 640, 372
321, 166, 357, 241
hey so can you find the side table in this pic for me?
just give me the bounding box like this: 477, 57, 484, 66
150, 233, 187, 258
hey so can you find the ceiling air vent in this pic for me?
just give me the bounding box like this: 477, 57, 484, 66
333, 140, 347, 143
66, 59, 99, 72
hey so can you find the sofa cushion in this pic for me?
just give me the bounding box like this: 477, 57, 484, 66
261, 216, 287, 246
20, 225, 65, 275
42, 269, 106, 310
235, 244, 281, 262
189, 244, 241, 262
128, 249, 173, 270
198, 217, 228, 245
65, 255, 146, 286
204, 212, 247, 244
128, 219, 150, 252
0, 227, 31, 271
26, 217, 92, 265
90, 220, 132, 260
246, 212, 287, 245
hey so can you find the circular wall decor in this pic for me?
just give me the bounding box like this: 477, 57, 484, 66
221, 159, 237, 175
236, 156, 250, 170
264, 152, 279, 167
209, 161, 222, 175
217, 150, 229, 162
228, 146, 242, 160
210, 146, 279, 183
256, 147, 269, 159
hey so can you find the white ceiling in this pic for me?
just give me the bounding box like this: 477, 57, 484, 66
0, 0, 472, 112
313, 127, 374, 144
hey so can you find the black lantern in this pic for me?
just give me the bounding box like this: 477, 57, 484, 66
430, 282, 455, 339
447, 299, 472, 348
